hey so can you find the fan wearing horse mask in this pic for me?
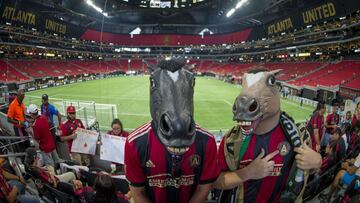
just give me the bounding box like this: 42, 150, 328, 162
214, 69, 322, 203
125, 60, 220, 203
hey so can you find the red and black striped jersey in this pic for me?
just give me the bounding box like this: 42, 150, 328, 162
218, 124, 295, 203
125, 121, 220, 203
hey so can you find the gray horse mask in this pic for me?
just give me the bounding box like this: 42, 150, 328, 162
148, 60, 196, 155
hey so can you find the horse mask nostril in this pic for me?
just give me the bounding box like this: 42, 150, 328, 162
188, 118, 195, 134
160, 114, 171, 134
249, 100, 258, 112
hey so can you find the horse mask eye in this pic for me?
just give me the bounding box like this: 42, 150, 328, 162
267, 75, 276, 86
150, 77, 155, 89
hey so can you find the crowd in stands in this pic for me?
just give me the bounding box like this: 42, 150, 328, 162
306, 100, 360, 202
2, 90, 130, 202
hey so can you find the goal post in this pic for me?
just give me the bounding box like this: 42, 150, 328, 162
24, 96, 117, 130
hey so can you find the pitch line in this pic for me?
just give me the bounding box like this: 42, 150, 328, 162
222, 99, 233, 107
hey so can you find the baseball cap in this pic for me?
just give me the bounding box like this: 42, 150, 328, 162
27, 104, 38, 114
67, 106, 76, 113
42, 94, 48, 100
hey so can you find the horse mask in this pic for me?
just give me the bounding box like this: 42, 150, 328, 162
148, 60, 196, 155
233, 69, 282, 135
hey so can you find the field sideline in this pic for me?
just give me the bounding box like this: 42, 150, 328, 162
24, 76, 314, 133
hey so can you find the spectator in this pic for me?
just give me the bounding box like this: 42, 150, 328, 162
325, 128, 346, 165
341, 123, 352, 152
352, 102, 360, 126
24, 148, 76, 189
60, 106, 85, 165
7, 89, 30, 150
319, 154, 360, 201
27, 104, 61, 167
322, 103, 340, 148
0, 166, 39, 203
107, 119, 129, 137
85, 174, 128, 203
340, 111, 353, 129
40, 94, 62, 144
338, 103, 345, 124
306, 102, 326, 152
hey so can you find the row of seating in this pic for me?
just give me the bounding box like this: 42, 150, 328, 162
1, 59, 360, 91
288, 61, 360, 87
0, 60, 31, 83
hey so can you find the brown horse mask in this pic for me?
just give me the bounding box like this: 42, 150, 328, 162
233, 69, 282, 135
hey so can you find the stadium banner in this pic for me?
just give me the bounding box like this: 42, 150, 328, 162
249, 0, 360, 38
0, 1, 83, 37
71, 128, 99, 155
99, 133, 126, 164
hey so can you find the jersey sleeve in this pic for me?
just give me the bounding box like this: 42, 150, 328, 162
50, 105, 59, 116
217, 137, 230, 172
311, 114, 318, 129
124, 138, 146, 187
78, 119, 85, 129
199, 136, 220, 184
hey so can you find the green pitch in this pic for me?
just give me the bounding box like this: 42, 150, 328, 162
24, 76, 314, 133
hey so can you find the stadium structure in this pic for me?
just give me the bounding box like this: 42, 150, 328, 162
0, 0, 359, 202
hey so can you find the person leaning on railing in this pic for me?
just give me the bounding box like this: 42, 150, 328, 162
7, 89, 30, 150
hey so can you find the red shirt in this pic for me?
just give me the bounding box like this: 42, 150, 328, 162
61, 119, 84, 153
325, 113, 339, 134
125, 122, 220, 203
0, 168, 12, 199
33, 115, 55, 153
352, 115, 359, 126
107, 130, 129, 137
218, 124, 294, 203
307, 111, 324, 147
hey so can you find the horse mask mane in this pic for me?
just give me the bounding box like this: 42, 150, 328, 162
233, 68, 282, 135
147, 59, 196, 155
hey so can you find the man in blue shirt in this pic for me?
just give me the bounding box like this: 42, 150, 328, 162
41, 94, 62, 143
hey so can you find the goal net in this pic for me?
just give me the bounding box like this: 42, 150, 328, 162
24, 96, 117, 131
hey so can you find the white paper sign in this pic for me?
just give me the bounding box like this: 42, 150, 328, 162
100, 133, 126, 164
71, 128, 99, 155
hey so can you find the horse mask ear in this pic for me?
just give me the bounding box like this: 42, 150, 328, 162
185, 64, 196, 72
144, 61, 156, 73
269, 69, 282, 76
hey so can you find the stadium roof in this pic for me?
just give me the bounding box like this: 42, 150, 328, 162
26, 0, 320, 34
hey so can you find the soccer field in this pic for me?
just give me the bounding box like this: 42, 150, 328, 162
24, 76, 314, 133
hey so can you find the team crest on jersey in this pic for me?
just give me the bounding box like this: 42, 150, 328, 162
189, 154, 201, 167
146, 160, 156, 168
278, 141, 291, 156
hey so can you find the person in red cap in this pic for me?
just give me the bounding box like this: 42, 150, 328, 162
60, 106, 85, 164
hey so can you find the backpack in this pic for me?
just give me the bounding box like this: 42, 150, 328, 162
220, 112, 312, 203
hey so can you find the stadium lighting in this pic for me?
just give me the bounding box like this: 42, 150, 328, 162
226, 0, 247, 18
235, 0, 247, 9
226, 8, 236, 18
86, 0, 109, 17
